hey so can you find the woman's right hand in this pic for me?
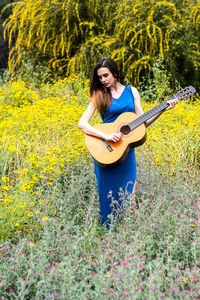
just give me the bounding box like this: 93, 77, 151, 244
103, 132, 123, 143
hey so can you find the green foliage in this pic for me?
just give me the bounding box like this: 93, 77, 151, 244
139, 56, 173, 102
2, 0, 200, 88
14, 51, 53, 87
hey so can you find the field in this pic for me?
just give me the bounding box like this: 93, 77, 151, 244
0, 75, 199, 299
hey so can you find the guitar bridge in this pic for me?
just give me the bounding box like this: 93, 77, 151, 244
102, 139, 113, 152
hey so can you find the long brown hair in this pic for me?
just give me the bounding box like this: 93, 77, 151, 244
90, 57, 120, 115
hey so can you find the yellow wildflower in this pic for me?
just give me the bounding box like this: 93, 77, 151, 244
1, 176, 9, 182
1, 186, 9, 191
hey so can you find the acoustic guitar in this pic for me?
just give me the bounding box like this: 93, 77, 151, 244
85, 86, 196, 167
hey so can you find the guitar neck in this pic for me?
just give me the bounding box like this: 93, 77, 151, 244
120, 86, 196, 133
129, 96, 176, 130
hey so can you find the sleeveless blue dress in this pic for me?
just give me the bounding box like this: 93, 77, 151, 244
94, 86, 137, 228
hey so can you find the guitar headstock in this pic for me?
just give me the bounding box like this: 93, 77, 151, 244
174, 86, 196, 100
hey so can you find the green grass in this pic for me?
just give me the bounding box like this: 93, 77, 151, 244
0, 148, 199, 299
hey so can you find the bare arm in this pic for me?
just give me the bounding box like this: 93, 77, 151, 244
131, 87, 178, 127
78, 102, 122, 142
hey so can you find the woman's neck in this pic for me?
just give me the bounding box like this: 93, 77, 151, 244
109, 81, 123, 93
110, 81, 125, 98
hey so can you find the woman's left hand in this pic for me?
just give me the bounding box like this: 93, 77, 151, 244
166, 99, 178, 110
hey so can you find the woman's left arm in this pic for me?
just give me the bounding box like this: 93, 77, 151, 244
131, 87, 178, 127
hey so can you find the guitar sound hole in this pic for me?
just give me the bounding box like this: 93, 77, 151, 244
120, 125, 131, 135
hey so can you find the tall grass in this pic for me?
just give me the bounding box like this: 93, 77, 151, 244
0, 151, 199, 299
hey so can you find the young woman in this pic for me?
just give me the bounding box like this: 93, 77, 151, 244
78, 57, 178, 228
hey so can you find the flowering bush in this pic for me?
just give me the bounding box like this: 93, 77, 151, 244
3, 0, 200, 87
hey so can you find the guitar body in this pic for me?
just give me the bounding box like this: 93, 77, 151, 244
85, 112, 146, 167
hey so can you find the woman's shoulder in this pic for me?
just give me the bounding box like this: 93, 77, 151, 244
128, 85, 138, 91
126, 85, 140, 97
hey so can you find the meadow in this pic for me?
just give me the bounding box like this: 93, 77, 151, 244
0, 75, 199, 299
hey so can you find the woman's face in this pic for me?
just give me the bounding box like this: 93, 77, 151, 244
97, 67, 116, 88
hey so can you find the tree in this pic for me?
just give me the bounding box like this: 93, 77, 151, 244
3, 0, 200, 88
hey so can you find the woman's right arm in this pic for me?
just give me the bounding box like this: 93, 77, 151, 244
78, 102, 122, 142
78, 102, 106, 139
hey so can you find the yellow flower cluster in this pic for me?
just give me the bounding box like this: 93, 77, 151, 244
0, 193, 31, 240
142, 96, 200, 175
0, 76, 199, 188
0, 79, 39, 107
0, 75, 90, 194
0, 75, 91, 239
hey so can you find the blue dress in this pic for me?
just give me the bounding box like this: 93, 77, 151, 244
94, 85, 137, 228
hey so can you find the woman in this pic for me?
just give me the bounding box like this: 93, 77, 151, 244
78, 57, 178, 228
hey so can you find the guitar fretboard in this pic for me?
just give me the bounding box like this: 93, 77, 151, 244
129, 96, 177, 130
